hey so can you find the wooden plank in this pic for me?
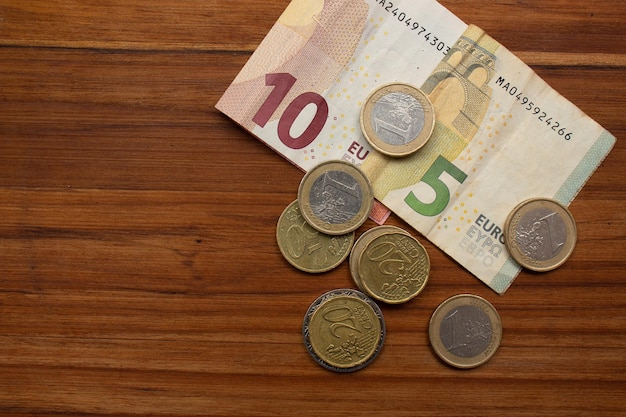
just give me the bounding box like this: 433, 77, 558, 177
0, 0, 625, 415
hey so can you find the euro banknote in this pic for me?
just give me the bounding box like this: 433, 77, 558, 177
216, 0, 615, 293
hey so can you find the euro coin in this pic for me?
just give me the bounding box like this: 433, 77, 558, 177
504, 197, 577, 272
357, 227, 429, 304
302, 289, 385, 373
429, 294, 502, 369
276, 200, 355, 273
360, 83, 435, 157
349, 226, 411, 292
298, 160, 373, 235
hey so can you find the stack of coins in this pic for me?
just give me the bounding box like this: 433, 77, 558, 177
276, 159, 432, 372
276, 160, 506, 371
350, 225, 430, 304
276, 160, 373, 274
276, 80, 519, 372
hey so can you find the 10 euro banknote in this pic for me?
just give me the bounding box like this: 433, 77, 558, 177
216, 0, 615, 293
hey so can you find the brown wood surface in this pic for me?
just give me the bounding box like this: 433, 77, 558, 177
1, 1, 625, 415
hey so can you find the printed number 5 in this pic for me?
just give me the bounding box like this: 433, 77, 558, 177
404, 155, 468, 217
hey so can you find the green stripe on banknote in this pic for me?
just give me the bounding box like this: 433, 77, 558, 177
491, 258, 522, 294
554, 131, 616, 205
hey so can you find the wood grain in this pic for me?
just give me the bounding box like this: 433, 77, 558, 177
1, 0, 625, 415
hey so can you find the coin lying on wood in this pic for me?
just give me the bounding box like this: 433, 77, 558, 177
276, 200, 355, 273
504, 197, 577, 272
360, 83, 435, 157
302, 289, 385, 373
349, 226, 409, 292
298, 160, 373, 235
351, 225, 430, 304
429, 294, 502, 369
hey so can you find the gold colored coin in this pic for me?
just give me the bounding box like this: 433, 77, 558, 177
357, 227, 430, 304
298, 160, 373, 235
349, 226, 410, 292
303, 289, 385, 372
504, 197, 577, 272
429, 294, 502, 369
276, 200, 355, 273
360, 83, 435, 157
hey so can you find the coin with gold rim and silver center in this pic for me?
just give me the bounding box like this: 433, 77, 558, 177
302, 289, 385, 372
298, 160, 373, 235
355, 226, 430, 304
276, 200, 354, 273
360, 83, 435, 157
504, 197, 577, 272
429, 294, 502, 369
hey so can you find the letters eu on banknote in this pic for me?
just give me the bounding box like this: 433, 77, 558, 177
216, 0, 615, 293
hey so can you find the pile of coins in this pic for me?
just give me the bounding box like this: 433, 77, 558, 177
273, 83, 501, 372
276, 156, 502, 372
277, 83, 578, 373
350, 225, 429, 305
276, 83, 576, 372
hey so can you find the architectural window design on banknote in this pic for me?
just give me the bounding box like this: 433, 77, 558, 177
422, 31, 496, 139
217, 0, 615, 293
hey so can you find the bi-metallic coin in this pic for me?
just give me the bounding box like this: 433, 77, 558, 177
356, 226, 430, 304
298, 160, 373, 235
504, 197, 577, 272
429, 294, 502, 369
276, 200, 354, 273
303, 289, 385, 372
360, 83, 435, 157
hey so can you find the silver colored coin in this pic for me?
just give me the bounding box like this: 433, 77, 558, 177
504, 197, 577, 272
298, 160, 373, 235
360, 83, 435, 157
303, 289, 386, 372
429, 294, 502, 369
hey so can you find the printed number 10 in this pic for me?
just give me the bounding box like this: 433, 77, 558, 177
252, 73, 329, 150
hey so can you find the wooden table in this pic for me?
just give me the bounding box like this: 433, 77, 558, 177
1, 1, 625, 415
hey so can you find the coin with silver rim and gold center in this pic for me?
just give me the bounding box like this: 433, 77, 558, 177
276, 200, 354, 273
356, 226, 430, 304
360, 83, 435, 157
429, 294, 502, 369
298, 160, 373, 235
504, 197, 577, 272
302, 288, 385, 373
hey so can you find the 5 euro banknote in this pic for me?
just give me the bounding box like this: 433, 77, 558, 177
216, 0, 615, 293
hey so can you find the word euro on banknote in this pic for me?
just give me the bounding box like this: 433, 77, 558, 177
216, 0, 615, 293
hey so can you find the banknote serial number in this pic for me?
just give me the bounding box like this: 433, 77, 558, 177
495, 76, 574, 141
376, 0, 451, 56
